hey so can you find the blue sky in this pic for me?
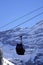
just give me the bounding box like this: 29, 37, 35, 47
0, 0, 43, 31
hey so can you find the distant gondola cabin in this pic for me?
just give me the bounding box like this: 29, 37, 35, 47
16, 35, 25, 55
16, 43, 25, 55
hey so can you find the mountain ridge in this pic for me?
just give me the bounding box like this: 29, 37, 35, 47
0, 20, 43, 46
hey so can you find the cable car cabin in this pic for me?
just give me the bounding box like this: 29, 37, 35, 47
16, 43, 25, 55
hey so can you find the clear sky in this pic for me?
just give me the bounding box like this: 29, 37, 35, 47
0, 0, 43, 31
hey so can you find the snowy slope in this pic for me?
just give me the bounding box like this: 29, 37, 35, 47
0, 20, 43, 65
3, 58, 14, 65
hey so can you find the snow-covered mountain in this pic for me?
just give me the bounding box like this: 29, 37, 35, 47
0, 20, 43, 65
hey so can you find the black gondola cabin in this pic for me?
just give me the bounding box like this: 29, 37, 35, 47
16, 35, 25, 55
